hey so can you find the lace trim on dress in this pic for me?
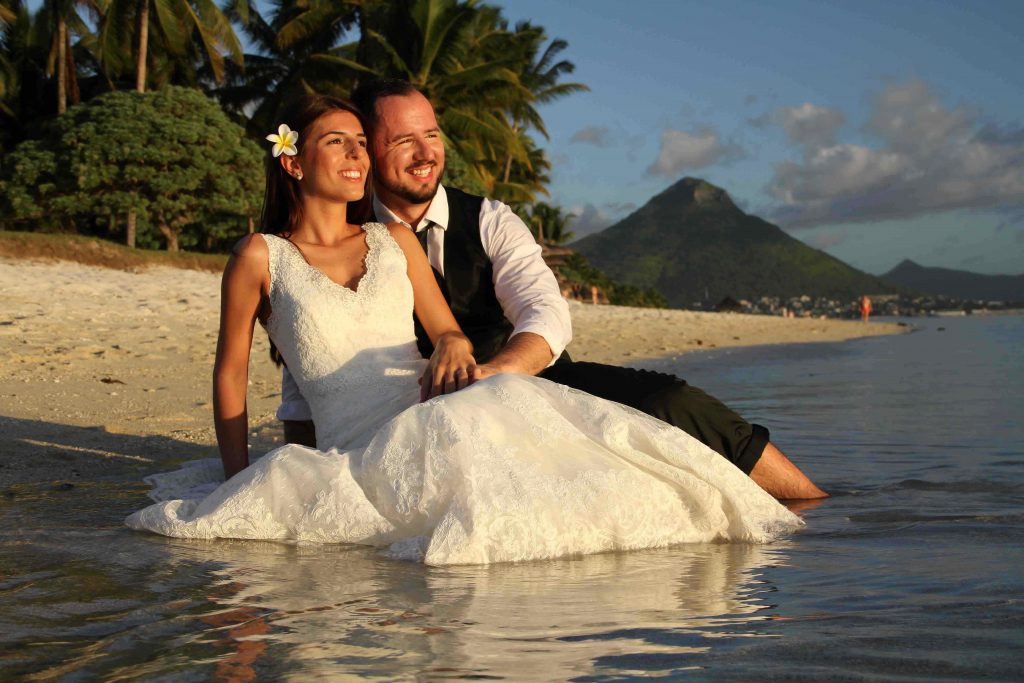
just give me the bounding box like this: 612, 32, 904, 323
262, 224, 396, 323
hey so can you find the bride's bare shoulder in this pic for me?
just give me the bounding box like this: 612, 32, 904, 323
229, 233, 270, 261
384, 222, 416, 248
223, 234, 272, 281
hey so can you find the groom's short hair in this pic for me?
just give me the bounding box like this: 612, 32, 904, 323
351, 78, 429, 133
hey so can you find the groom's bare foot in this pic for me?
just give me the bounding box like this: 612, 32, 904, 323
750, 442, 829, 500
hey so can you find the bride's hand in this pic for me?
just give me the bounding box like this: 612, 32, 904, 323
421, 332, 476, 401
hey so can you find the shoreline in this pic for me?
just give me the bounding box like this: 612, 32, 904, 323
565, 299, 905, 366
0, 258, 906, 487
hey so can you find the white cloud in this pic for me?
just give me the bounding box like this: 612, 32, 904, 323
777, 103, 845, 149
769, 80, 1024, 228
567, 201, 637, 240
570, 126, 612, 147
646, 127, 743, 176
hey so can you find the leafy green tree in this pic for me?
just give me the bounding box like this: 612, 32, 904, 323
0, 86, 262, 251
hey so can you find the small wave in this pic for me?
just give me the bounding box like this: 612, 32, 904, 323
847, 511, 1024, 524
886, 479, 1023, 494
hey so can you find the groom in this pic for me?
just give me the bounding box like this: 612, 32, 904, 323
278, 79, 826, 500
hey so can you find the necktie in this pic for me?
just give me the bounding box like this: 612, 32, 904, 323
416, 224, 447, 295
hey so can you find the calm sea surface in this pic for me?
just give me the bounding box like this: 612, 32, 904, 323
2, 314, 1022, 681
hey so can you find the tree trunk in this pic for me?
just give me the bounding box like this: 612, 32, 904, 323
56, 18, 67, 114
66, 29, 80, 106
158, 223, 178, 252
135, 0, 149, 93
126, 209, 137, 248
248, 216, 254, 234
501, 122, 521, 185
502, 154, 513, 185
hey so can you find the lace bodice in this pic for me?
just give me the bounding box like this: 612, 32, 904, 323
263, 225, 425, 450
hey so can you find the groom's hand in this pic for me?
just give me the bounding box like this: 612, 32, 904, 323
468, 364, 502, 382
421, 332, 476, 402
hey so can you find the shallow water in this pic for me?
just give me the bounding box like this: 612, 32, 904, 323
2, 314, 1022, 680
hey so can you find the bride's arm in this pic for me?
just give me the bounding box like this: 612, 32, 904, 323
386, 224, 476, 401
213, 235, 270, 478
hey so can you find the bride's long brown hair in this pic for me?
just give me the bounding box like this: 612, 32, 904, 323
260, 94, 374, 367
259, 94, 374, 235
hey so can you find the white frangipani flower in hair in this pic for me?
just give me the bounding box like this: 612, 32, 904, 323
266, 124, 299, 157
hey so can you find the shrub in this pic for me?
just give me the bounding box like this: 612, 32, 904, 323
0, 86, 263, 251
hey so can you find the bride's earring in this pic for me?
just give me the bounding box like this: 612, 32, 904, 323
294, 171, 303, 181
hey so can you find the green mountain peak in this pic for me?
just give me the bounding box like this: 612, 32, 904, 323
650, 177, 738, 214
572, 178, 893, 307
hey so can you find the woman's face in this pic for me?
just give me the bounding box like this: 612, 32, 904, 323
292, 109, 370, 204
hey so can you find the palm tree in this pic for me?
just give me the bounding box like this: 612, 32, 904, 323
500, 22, 587, 186
350, 0, 532, 196
214, 0, 367, 136
494, 129, 550, 205
40, 0, 100, 113
97, 0, 243, 93
218, 0, 585, 204
0, 4, 19, 133
526, 202, 574, 245
1, 1, 50, 141
0, 2, 14, 26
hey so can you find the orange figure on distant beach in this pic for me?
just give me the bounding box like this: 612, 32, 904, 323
859, 295, 873, 322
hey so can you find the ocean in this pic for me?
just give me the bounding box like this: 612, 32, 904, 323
2, 313, 1021, 681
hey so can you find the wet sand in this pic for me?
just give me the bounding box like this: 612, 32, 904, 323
0, 258, 904, 487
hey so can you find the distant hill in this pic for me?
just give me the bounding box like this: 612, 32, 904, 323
880, 259, 1024, 302
572, 177, 893, 308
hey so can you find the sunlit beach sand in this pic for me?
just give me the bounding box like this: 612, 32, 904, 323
0, 256, 903, 487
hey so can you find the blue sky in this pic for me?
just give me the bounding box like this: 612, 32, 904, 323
499, 0, 1024, 275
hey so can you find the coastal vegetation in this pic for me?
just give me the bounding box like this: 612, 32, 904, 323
0, 0, 586, 248
1, 87, 263, 251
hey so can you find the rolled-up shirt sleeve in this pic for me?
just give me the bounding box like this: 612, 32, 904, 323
479, 199, 573, 363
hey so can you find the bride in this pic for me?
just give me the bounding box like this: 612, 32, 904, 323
126, 95, 801, 565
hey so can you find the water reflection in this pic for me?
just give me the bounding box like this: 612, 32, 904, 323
149, 539, 790, 680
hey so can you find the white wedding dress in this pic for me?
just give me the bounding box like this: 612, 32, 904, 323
127, 224, 801, 565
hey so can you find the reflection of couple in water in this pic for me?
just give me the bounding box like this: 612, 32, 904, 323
128, 80, 823, 564
190, 541, 788, 678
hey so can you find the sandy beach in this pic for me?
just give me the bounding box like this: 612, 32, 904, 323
0, 257, 904, 488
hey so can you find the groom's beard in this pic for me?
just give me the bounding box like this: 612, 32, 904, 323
378, 161, 443, 204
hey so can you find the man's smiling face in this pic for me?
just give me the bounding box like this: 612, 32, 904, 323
371, 91, 446, 212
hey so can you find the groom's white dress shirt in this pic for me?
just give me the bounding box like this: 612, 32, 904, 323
276, 185, 573, 421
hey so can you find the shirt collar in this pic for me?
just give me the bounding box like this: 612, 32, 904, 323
373, 184, 450, 233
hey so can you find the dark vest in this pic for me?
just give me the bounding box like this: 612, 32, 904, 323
412, 187, 515, 362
